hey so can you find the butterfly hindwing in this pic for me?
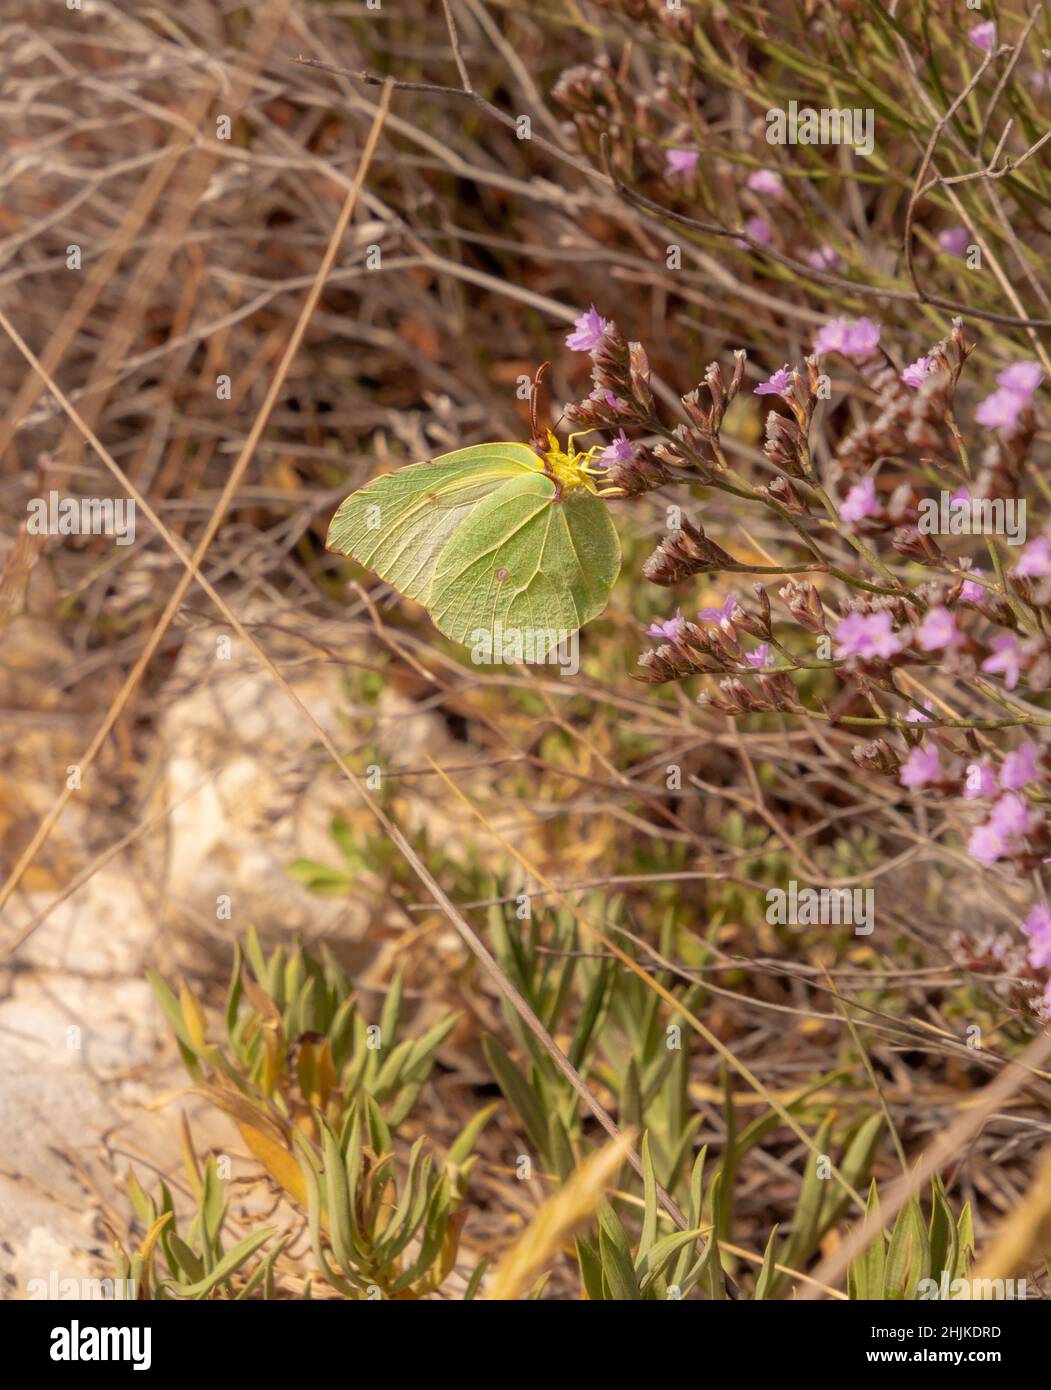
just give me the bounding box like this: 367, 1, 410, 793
429, 473, 621, 656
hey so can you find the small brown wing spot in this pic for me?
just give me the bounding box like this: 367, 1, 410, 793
495, 566, 510, 582
424, 491, 439, 505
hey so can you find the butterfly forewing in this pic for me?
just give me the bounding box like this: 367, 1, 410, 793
326, 443, 540, 604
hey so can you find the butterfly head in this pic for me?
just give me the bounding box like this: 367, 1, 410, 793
538, 430, 623, 498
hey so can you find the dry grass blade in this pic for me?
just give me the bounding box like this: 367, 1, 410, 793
973, 1143, 1051, 1284
485, 1132, 635, 1301
0, 78, 394, 926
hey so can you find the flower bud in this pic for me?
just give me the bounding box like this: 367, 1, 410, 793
758, 474, 810, 514
642, 519, 735, 584
779, 579, 826, 634
850, 739, 900, 775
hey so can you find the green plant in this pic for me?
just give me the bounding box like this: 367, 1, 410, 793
124, 932, 491, 1298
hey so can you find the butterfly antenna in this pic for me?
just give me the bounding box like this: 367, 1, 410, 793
529, 361, 550, 449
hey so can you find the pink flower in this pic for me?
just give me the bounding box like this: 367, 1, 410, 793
1001, 741, 1041, 790
833, 610, 903, 660
1030, 935, 1051, 972
842, 319, 882, 358
744, 643, 770, 668
937, 227, 970, 257
754, 365, 793, 397
565, 305, 610, 353
666, 148, 699, 177
737, 215, 772, 249
601, 429, 634, 466
975, 387, 1025, 431
1023, 906, 1051, 970
840, 477, 879, 524
807, 243, 840, 271
647, 609, 685, 641
969, 794, 1033, 864
1027, 904, 1051, 940
981, 633, 1021, 689
998, 360, 1043, 399
959, 566, 986, 604
969, 21, 997, 53
989, 792, 1032, 838
900, 744, 941, 788
1016, 537, 1051, 578
746, 169, 785, 200
698, 593, 740, 626
976, 360, 1042, 431
901, 355, 932, 389
907, 699, 933, 724
1032, 940, 1051, 972
968, 822, 1005, 864
917, 606, 961, 651
964, 761, 998, 799
813, 316, 881, 360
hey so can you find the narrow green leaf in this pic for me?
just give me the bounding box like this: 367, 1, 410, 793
482, 1034, 549, 1157
166, 1229, 273, 1299
753, 1224, 780, 1301
636, 1132, 659, 1265
597, 1204, 641, 1301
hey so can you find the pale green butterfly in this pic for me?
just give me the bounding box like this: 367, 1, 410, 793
327, 378, 622, 660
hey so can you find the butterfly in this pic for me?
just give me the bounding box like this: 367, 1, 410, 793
326, 367, 622, 660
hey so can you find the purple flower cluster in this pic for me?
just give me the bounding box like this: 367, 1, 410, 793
812, 316, 881, 360
737, 215, 773, 249
754, 365, 794, 398
901, 354, 932, 389
807, 243, 839, 271
1023, 906, 1051, 972
647, 608, 686, 641
840, 476, 878, 524
969, 20, 997, 53
746, 169, 785, 201
975, 360, 1043, 433
665, 148, 699, 178
1016, 535, 1051, 579
900, 744, 941, 788
900, 732, 1046, 809
697, 592, 741, 625
647, 592, 766, 669
565, 305, 610, 353
957, 740, 1047, 861
969, 792, 1035, 864
937, 227, 970, 258
917, 606, 961, 651
833, 610, 901, 659
980, 633, 1020, 689
601, 429, 634, 466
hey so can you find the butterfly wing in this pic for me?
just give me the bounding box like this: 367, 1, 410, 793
429, 472, 621, 657
326, 443, 541, 605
